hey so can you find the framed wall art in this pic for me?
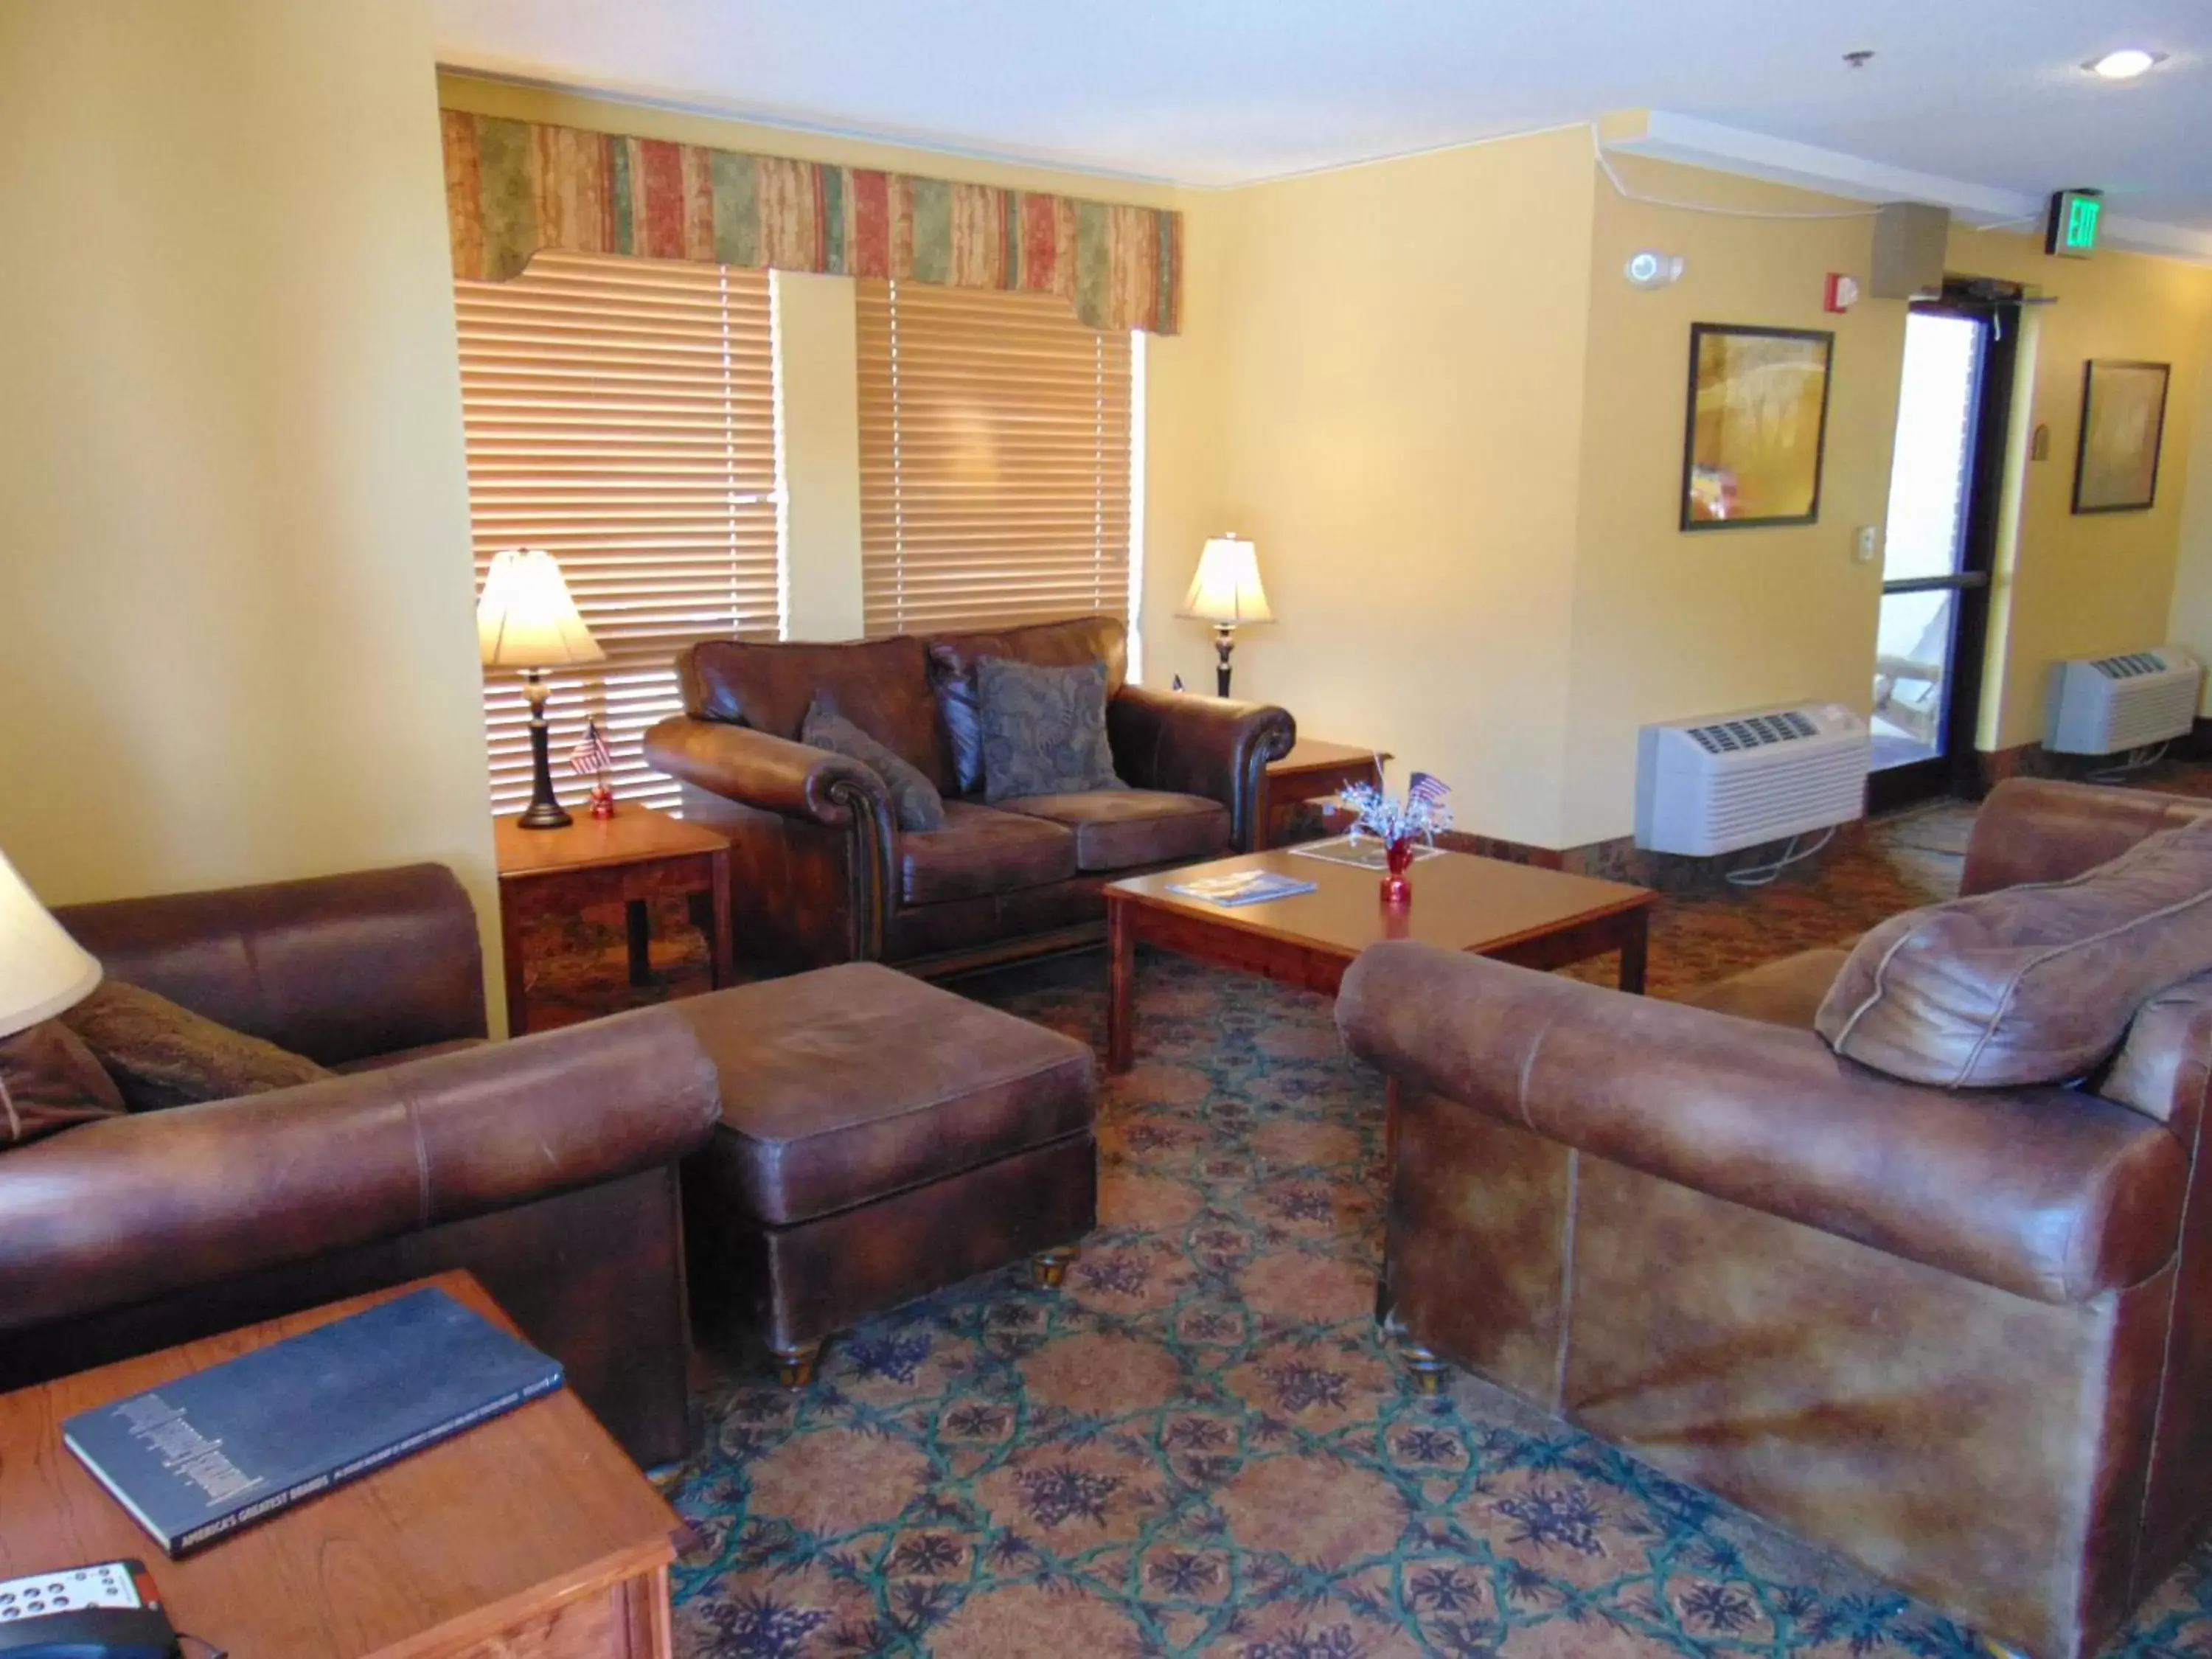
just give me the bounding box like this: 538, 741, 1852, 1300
1680, 322, 1835, 531
2073, 359, 2170, 513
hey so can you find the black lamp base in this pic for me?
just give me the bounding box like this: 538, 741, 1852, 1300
1213, 625, 1236, 698
516, 672, 572, 830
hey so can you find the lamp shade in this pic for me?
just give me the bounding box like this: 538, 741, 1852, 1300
476, 548, 607, 670
1178, 535, 1274, 626
0, 851, 100, 1040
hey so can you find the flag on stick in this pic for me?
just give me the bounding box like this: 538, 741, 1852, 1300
1408, 771, 1450, 809
568, 717, 614, 777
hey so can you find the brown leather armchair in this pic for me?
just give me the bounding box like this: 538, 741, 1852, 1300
1, 865, 720, 1468
645, 615, 1295, 975
1336, 779, 2212, 1659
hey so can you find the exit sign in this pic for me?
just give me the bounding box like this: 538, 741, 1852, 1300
2046, 189, 2103, 258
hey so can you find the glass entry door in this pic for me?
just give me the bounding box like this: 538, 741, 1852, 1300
1870, 293, 2015, 810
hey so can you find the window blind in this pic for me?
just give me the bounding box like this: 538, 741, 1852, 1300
455, 252, 781, 815
857, 280, 1133, 638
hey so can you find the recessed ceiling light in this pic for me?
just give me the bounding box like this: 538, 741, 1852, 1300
2085, 48, 2166, 80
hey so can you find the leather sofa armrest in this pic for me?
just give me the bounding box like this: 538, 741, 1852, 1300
644, 715, 888, 827
1336, 942, 2185, 1305
1107, 686, 1295, 852
0, 1004, 721, 1335
1961, 777, 2212, 896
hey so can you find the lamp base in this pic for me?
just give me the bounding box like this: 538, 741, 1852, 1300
516, 670, 573, 831
517, 796, 573, 830
1214, 625, 1236, 698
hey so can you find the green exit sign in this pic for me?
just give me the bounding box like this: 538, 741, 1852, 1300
2047, 189, 2103, 258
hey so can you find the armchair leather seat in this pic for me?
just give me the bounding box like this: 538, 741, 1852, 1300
1678, 947, 1851, 1029
1001, 789, 1230, 872
897, 802, 1078, 906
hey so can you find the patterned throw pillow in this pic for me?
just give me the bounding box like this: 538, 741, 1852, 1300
801, 695, 946, 832
975, 656, 1124, 804
0, 1019, 128, 1147
63, 981, 333, 1112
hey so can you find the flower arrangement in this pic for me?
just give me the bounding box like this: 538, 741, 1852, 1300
1340, 772, 1453, 905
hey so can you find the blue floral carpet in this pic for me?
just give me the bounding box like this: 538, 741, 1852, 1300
661, 815, 2212, 1657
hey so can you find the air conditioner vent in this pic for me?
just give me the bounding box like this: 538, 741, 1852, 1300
2048, 647, 2202, 755
1685, 710, 1818, 754
1637, 704, 1869, 858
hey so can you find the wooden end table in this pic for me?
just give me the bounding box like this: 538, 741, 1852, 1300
1260, 740, 1391, 849
1105, 848, 1653, 1072
496, 807, 733, 1036
0, 1271, 681, 1658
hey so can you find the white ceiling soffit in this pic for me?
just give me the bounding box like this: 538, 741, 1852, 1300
1608, 111, 2212, 263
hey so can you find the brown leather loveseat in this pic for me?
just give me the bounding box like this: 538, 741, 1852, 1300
645, 615, 1295, 974
0, 864, 720, 1468
1337, 779, 2212, 1659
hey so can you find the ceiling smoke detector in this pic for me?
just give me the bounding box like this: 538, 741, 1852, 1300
1843, 50, 1875, 69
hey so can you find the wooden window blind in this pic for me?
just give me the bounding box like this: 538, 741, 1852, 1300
858, 280, 1133, 638
456, 251, 781, 815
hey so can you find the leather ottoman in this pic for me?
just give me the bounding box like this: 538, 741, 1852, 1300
672, 963, 1098, 1384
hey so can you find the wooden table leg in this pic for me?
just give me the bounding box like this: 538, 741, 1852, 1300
1107, 898, 1135, 1074
500, 900, 531, 1038
626, 899, 653, 988
1618, 909, 1650, 995
706, 847, 733, 988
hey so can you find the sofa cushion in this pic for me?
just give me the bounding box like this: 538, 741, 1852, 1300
975, 656, 1122, 803
62, 980, 333, 1111
1818, 811, 2212, 1088
1000, 790, 1230, 872
0, 1020, 127, 1147
1681, 948, 1853, 1032
672, 962, 1096, 1226
927, 616, 1129, 795
802, 695, 945, 832
897, 802, 1078, 907
679, 635, 947, 790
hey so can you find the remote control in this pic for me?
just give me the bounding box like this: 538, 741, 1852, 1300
0, 1561, 145, 1621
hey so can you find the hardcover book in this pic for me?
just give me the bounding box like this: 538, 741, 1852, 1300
64, 1286, 565, 1557
1167, 869, 1318, 907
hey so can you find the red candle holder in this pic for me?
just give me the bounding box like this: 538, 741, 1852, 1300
1381, 838, 1416, 907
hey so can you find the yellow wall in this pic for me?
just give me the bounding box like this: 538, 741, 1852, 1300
1183, 130, 1599, 848
0, 2, 498, 990
1562, 156, 1906, 844
2171, 332, 2212, 695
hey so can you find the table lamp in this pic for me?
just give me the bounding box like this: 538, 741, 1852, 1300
477, 547, 606, 830
0, 850, 101, 1042
1178, 534, 1273, 697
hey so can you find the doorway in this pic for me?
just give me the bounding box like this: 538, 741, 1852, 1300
1868, 282, 2020, 812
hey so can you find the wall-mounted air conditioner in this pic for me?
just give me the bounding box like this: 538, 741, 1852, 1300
1635, 703, 1871, 857
2045, 647, 2202, 756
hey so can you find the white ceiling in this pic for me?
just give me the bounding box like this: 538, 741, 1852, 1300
432, 0, 2211, 251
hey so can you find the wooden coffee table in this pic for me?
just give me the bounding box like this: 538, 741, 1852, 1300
1105, 848, 1654, 1071
0, 1271, 681, 1658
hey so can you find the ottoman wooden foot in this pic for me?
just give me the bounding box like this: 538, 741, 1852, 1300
1032, 1246, 1079, 1289
773, 1341, 822, 1389
1401, 1338, 1449, 1395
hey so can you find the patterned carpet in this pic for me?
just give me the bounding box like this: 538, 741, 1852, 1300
519, 780, 2212, 1658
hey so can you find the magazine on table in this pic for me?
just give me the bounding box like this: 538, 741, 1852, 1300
1167, 869, 1318, 907
1287, 835, 1447, 871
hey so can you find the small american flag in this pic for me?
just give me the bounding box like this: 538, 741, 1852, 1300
1408, 771, 1450, 808
568, 717, 614, 777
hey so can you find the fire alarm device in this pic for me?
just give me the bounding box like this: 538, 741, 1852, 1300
1823, 274, 1860, 313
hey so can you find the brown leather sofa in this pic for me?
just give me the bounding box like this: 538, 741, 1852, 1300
0, 864, 720, 1469
644, 615, 1295, 974
1336, 779, 2212, 1659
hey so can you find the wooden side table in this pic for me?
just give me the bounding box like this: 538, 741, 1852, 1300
1259, 739, 1391, 849
0, 1272, 680, 1658
495, 807, 733, 1036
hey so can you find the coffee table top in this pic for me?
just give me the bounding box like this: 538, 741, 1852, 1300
0, 1271, 678, 1659
1107, 847, 1653, 960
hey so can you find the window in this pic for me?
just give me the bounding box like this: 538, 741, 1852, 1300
857, 281, 1135, 639
455, 252, 782, 814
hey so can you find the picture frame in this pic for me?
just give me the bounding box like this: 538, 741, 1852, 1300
2073, 359, 2170, 514
1680, 322, 1836, 532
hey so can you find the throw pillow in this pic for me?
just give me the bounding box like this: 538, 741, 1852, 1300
1816, 810, 2212, 1088
0, 1018, 128, 1147
975, 655, 1124, 804
801, 695, 946, 832
926, 648, 988, 797
62, 981, 333, 1112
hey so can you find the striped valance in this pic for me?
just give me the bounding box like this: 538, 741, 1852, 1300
439, 111, 1180, 336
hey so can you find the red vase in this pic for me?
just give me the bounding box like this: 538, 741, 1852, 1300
1380, 838, 1415, 907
